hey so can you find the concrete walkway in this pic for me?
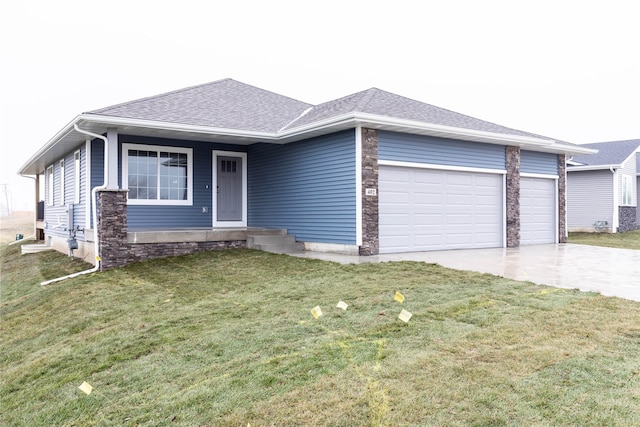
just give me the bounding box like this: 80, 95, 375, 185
293, 244, 640, 302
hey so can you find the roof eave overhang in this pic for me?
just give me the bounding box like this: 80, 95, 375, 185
19, 112, 596, 176
567, 164, 621, 172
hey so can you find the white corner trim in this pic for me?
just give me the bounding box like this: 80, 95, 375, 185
355, 127, 363, 246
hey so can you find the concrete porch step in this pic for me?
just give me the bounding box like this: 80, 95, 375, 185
247, 233, 305, 254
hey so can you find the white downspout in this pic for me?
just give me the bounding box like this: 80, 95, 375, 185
41, 124, 109, 286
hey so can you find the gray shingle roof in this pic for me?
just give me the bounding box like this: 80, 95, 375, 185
285, 88, 551, 139
570, 139, 640, 166
88, 78, 565, 142
88, 78, 312, 133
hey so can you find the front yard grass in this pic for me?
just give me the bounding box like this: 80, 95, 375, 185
569, 229, 640, 250
2, 242, 640, 426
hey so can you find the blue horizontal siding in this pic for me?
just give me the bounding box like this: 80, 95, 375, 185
44, 145, 87, 239
44, 159, 67, 238
248, 130, 356, 244
119, 135, 246, 229
379, 131, 506, 170
521, 150, 558, 175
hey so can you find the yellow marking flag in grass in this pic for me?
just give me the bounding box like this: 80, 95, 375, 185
311, 306, 323, 319
394, 291, 405, 303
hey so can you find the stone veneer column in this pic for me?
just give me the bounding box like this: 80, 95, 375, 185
360, 128, 379, 255
506, 146, 520, 248
97, 190, 129, 270
557, 154, 567, 243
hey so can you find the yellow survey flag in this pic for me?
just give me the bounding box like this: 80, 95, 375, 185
311, 306, 323, 319
78, 381, 93, 395
394, 291, 405, 303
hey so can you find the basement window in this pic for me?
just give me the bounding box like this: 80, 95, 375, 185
122, 143, 193, 205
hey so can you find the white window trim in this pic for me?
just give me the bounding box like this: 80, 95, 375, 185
47, 165, 54, 206
74, 150, 81, 204
621, 174, 633, 206
59, 159, 65, 206
122, 143, 193, 206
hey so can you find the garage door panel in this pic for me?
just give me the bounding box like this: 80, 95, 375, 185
414, 213, 444, 225
446, 213, 473, 225
380, 213, 410, 225
521, 177, 556, 245
414, 193, 444, 204
380, 166, 503, 253
446, 194, 473, 205
446, 173, 473, 185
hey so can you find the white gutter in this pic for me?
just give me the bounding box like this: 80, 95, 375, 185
20, 111, 597, 176
17, 117, 79, 175
567, 164, 621, 172
280, 112, 556, 147
41, 125, 108, 286
79, 113, 277, 140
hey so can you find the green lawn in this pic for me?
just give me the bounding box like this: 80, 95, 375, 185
2, 241, 640, 426
569, 229, 640, 250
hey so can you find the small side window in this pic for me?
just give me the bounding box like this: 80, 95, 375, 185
59, 159, 65, 206
47, 165, 54, 206
74, 151, 81, 204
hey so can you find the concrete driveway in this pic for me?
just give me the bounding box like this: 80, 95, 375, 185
295, 244, 640, 302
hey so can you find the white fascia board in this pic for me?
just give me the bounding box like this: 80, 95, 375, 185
547, 144, 598, 155
18, 116, 81, 175
567, 164, 621, 172
278, 112, 555, 147
79, 114, 278, 140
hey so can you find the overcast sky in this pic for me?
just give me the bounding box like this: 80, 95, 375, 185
1, 0, 639, 211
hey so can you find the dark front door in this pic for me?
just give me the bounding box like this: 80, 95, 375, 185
217, 156, 243, 221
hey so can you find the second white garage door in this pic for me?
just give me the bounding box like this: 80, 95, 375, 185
379, 166, 503, 253
520, 177, 556, 245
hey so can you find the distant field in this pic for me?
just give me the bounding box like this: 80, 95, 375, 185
0, 211, 34, 244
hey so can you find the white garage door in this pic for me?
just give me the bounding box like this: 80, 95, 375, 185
379, 166, 503, 253
520, 177, 556, 245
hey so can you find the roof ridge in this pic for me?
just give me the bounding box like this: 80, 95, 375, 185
360, 87, 562, 142
354, 88, 379, 111
87, 78, 234, 114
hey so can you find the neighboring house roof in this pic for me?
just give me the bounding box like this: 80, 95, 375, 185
568, 139, 640, 171
18, 78, 595, 176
